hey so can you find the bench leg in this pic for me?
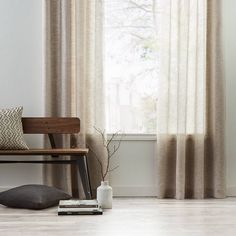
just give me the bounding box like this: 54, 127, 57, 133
76, 156, 92, 199
71, 163, 80, 198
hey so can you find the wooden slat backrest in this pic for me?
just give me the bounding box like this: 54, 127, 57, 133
22, 117, 80, 134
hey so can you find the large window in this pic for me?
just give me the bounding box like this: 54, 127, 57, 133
104, 0, 160, 134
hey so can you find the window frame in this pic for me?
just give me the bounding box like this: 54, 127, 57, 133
107, 133, 156, 141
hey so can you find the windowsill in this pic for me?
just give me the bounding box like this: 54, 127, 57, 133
107, 133, 206, 141
107, 134, 157, 141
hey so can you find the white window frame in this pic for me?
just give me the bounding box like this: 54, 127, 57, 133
107, 133, 156, 141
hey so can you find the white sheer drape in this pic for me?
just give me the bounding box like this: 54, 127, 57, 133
44, 0, 106, 197
156, 0, 225, 199
158, 0, 206, 135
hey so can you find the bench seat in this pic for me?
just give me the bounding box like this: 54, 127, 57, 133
0, 148, 89, 156
0, 117, 92, 199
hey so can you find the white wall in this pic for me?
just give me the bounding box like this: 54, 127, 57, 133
0, 0, 236, 197
0, 0, 43, 187
109, 138, 157, 196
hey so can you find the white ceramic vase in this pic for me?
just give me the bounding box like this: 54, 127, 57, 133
97, 181, 113, 209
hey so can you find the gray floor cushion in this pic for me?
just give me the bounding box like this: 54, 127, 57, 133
0, 184, 71, 210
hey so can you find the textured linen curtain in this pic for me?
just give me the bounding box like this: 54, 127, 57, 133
156, 0, 225, 199
44, 0, 106, 197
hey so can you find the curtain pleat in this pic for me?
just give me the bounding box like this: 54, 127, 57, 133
205, 0, 225, 198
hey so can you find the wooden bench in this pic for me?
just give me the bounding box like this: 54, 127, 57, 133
0, 117, 92, 199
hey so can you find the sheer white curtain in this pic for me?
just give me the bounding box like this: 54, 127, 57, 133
44, 0, 106, 197
156, 0, 225, 199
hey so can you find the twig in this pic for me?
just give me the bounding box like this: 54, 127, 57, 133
108, 165, 119, 173
89, 127, 123, 181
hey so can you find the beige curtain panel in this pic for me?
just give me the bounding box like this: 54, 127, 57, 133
44, 0, 106, 197
156, 0, 225, 199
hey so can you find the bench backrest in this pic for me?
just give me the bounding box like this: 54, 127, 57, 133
22, 117, 80, 134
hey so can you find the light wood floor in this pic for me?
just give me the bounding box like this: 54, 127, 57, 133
0, 198, 236, 236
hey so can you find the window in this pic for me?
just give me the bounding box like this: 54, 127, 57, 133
104, 0, 160, 134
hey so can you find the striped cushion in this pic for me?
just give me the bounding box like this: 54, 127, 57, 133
0, 107, 28, 150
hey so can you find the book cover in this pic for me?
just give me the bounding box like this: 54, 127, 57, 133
58, 206, 103, 215
59, 199, 99, 208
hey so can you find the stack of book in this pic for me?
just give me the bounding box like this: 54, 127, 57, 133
58, 199, 103, 215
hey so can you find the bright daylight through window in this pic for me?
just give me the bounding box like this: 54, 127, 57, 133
104, 0, 159, 134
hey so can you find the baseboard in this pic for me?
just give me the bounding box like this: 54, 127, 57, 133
0, 185, 158, 196
1, 185, 236, 197
113, 186, 236, 197
226, 186, 236, 196
112, 186, 158, 197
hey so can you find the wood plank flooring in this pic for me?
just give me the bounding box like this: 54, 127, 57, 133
0, 198, 236, 236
